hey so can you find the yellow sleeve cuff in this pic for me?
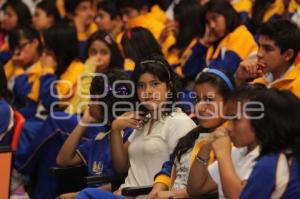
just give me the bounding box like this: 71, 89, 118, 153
154, 174, 171, 188
42, 67, 55, 75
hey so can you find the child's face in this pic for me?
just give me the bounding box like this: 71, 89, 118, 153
12, 38, 39, 67
33, 8, 54, 32
87, 39, 111, 72
205, 11, 226, 41
137, 72, 169, 112
226, 101, 257, 149
257, 35, 291, 73
3, 5, 18, 32
95, 9, 114, 32
74, 1, 94, 27
195, 83, 225, 129
120, 7, 140, 29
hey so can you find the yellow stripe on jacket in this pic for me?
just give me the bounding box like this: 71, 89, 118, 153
289, 0, 300, 14
263, 0, 285, 22
252, 63, 300, 98
166, 39, 198, 77
5, 60, 43, 101
206, 25, 258, 65
127, 13, 164, 41
42, 60, 85, 103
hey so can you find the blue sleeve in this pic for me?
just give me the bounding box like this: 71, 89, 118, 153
77, 140, 93, 164
154, 157, 174, 179
209, 50, 242, 74
40, 74, 59, 109
182, 43, 207, 78
0, 101, 11, 134
122, 128, 133, 143
240, 154, 279, 199
13, 74, 33, 102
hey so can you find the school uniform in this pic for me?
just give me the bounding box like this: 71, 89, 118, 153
154, 133, 215, 190
208, 146, 260, 199
5, 60, 43, 118
252, 63, 300, 98
240, 152, 300, 199
166, 39, 207, 78
231, 0, 252, 23
76, 109, 196, 199
0, 99, 14, 145
262, 0, 285, 23
77, 128, 133, 177
207, 25, 258, 74
39, 60, 84, 110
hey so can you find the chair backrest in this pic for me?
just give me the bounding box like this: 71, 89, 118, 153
11, 112, 25, 151
0, 146, 13, 199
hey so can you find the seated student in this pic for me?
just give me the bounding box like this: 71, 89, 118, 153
118, 0, 165, 41
247, 0, 285, 34
75, 55, 196, 198
121, 27, 163, 73
94, 0, 123, 39
32, 0, 61, 33
187, 86, 264, 199
57, 70, 133, 199
163, 0, 206, 81
148, 68, 235, 199
39, 23, 84, 113
234, 19, 300, 97
64, 0, 97, 59
4, 26, 43, 118
236, 87, 300, 199
201, 0, 258, 75
0, 66, 13, 146
0, 0, 32, 64
65, 30, 124, 114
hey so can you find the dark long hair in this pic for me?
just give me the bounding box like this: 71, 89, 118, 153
173, 69, 235, 161
84, 30, 124, 70
229, 85, 300, 173
3, 0, 32, 31
169, 0, 203, 54
9, 26, 43, 55
251, 0, 275, 31
90, 69, 132, 124
36, 0, 61, 23
121, 27, 163, 64
43, 23, 79, 78
201, 0, 241, 43
131, 54, 180, 116
0, 66, 8, 100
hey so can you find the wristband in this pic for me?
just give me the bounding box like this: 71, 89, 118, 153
196, 155, 209, 166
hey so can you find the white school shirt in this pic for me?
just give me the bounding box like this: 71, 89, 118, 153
120, 109, 196, 189
208, 146, 260, 199
172, 133, 210, 190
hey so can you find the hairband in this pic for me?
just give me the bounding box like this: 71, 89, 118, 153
106, 85, 129, 96
139, 59, 171, 81
200, 68, 234, 91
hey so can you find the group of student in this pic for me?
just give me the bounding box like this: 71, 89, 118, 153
0, 0, 300, 199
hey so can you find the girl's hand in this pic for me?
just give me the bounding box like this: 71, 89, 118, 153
41, 52, 57, 70
85, 55, 107, 72
148, 183, 168, 199
234, 59, 266, 82
159, 20, 178, 43
212, 131, 231, 159
112, 111, 145, 132
81, 108, 98, 125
